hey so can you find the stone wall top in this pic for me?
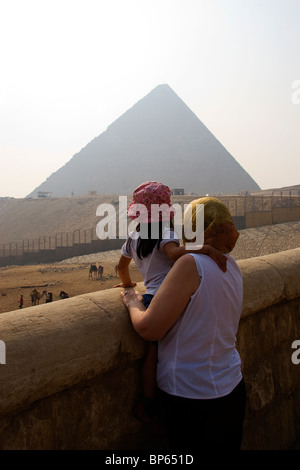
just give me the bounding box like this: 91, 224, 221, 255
0, 287, 146, 415
239, 248, 300, 317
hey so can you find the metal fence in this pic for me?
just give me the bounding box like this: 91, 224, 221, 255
0, 228, 97, 258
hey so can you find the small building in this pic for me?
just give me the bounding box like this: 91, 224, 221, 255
37, 191, 52, 198
171, 188, 184, 195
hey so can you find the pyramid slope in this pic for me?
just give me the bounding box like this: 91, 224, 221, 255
27, 84, 260, 197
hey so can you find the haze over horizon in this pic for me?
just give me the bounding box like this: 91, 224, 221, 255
1, 0, 300, 198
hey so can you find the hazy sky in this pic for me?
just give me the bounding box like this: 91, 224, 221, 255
1, 0, 299, 198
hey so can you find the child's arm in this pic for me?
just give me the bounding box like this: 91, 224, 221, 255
163, 242, 227, 272
113, 255, 137, 288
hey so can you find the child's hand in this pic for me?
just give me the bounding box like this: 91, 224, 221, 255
205, 246, 227, 272
113, 281, 137, 288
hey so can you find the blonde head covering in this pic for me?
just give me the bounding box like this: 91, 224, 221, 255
183, 196, 233, 244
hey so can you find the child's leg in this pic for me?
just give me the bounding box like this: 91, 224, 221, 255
134, 340, 166, 434
141, 294, 157, 402
137, 294, 162, 422
142, 341, 158, 400
136, 341, 161, 425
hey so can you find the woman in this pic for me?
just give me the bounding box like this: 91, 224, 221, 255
120, 196, 246, 450
115, 182, 227, 431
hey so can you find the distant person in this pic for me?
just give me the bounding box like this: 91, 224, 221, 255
121, 196, 246, 450
46, 292, 53, 303
114, 265, 118, 276
19, 294, 23, 309
114, 182, 227, 434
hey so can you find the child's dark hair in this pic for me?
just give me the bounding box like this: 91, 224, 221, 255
126, 220, 174, 259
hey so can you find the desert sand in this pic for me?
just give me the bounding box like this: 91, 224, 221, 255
0, 250, 143, 314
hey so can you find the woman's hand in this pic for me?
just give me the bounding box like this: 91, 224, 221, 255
205, 245, 228, 272
120, 289, 143, 309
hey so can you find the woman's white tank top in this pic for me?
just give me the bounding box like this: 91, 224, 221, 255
157, 253, 243, 399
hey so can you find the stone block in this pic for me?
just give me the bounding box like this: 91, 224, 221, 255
238, 258, 284, 318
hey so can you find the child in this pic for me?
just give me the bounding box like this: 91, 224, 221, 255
114, 181, 227, 434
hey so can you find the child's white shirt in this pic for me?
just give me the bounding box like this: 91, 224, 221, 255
121, 227, 180, 295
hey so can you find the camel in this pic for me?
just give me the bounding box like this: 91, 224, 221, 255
59, 290, 69, 299
30, 289, 47, 306
98, 264, 103, 280
89, 264, 98, 279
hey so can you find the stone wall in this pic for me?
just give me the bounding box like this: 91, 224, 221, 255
0, 249, 299, 450
246, 206, 300, 228
245, 211, 273, 228
272, 206, 300, 224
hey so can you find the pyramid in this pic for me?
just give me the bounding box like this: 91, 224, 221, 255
27, 84, 260, 197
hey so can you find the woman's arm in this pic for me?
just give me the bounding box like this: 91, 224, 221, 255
121, 254, 200, 341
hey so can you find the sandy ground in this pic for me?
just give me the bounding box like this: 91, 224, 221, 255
0, 250, 143, 314
1, 220, 300, 314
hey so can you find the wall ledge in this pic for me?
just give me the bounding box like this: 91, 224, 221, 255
0, 288, 146, 416
238, 248, 300, 317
